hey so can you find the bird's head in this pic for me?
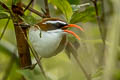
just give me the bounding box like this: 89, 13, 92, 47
36, 18, 84, 40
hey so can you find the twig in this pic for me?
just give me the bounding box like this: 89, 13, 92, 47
90, 0, 106, 66
66, 42, 91, 80
31, 0, 36, 8
30, 46, 47, 80
100, 0, 105, 23
29, 45, 47, 80
30, 0, 36, 15
41, 8, 46, 15
0, 1, 10, 12
22, 3, 46, 18
100, 0, 107, 39
44, 0, 50, 17
24, 0, 34, 12
0, 17, 10, 40
91, 0, 105, 44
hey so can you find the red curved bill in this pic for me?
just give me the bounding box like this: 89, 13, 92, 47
63, 24, 84, 40
63, 24, 84, 32
64, 30, 80, 40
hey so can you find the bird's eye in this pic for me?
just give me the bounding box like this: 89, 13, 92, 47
56, 22, 61, 28
56, 22, 68, 28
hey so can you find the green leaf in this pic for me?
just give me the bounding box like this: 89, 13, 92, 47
8, 63, 21, 80
49, 0, 73, 22
23, 15, 38, 26
0, 40, 15, 55
18, 69, 45, 80
18, 69, 52, 80
70, 6, 96, 24
68, 0, 81, 5
0, 0, 12, 7
0, 5, 5, 11
0, 12, 9, 19
12, 0, 20, 5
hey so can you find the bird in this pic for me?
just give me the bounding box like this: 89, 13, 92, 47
29, 18, 84, 58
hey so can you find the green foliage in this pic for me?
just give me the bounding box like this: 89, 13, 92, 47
49, 0, 73, 22
68, 0, 81, 4
0, 6, 5, 12
70, 3, 102, 24
8, 63, 21, 80
0, 2, 9, 12
70, 6, 96, 24
0, 41, 13, 55
12, 0, 20, 5
18, 69, 51, 80
23, 15, 38, 26
0, 0, 12, 7
0, 12, 9, 19
0, 41, 20, 80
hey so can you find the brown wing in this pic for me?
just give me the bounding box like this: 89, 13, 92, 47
54, 35, 67, 55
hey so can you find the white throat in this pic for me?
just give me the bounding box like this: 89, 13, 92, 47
29, 27, 65, 58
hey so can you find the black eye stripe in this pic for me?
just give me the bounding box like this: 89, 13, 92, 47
43, 20, 68, 30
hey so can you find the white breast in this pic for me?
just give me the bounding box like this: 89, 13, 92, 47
29, 27, 65, 58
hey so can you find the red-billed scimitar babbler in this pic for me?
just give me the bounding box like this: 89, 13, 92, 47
29, 18, 84, 58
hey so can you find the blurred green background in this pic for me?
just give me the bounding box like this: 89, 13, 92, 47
0, 0, 120, 80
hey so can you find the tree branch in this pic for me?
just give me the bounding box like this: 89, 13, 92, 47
24, 0, 34, 12
30, 0, 36, 15
11, 2, 32, 80
44, 0, 50, 17
91, 0, 105, 44
22, 3, 46, 18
